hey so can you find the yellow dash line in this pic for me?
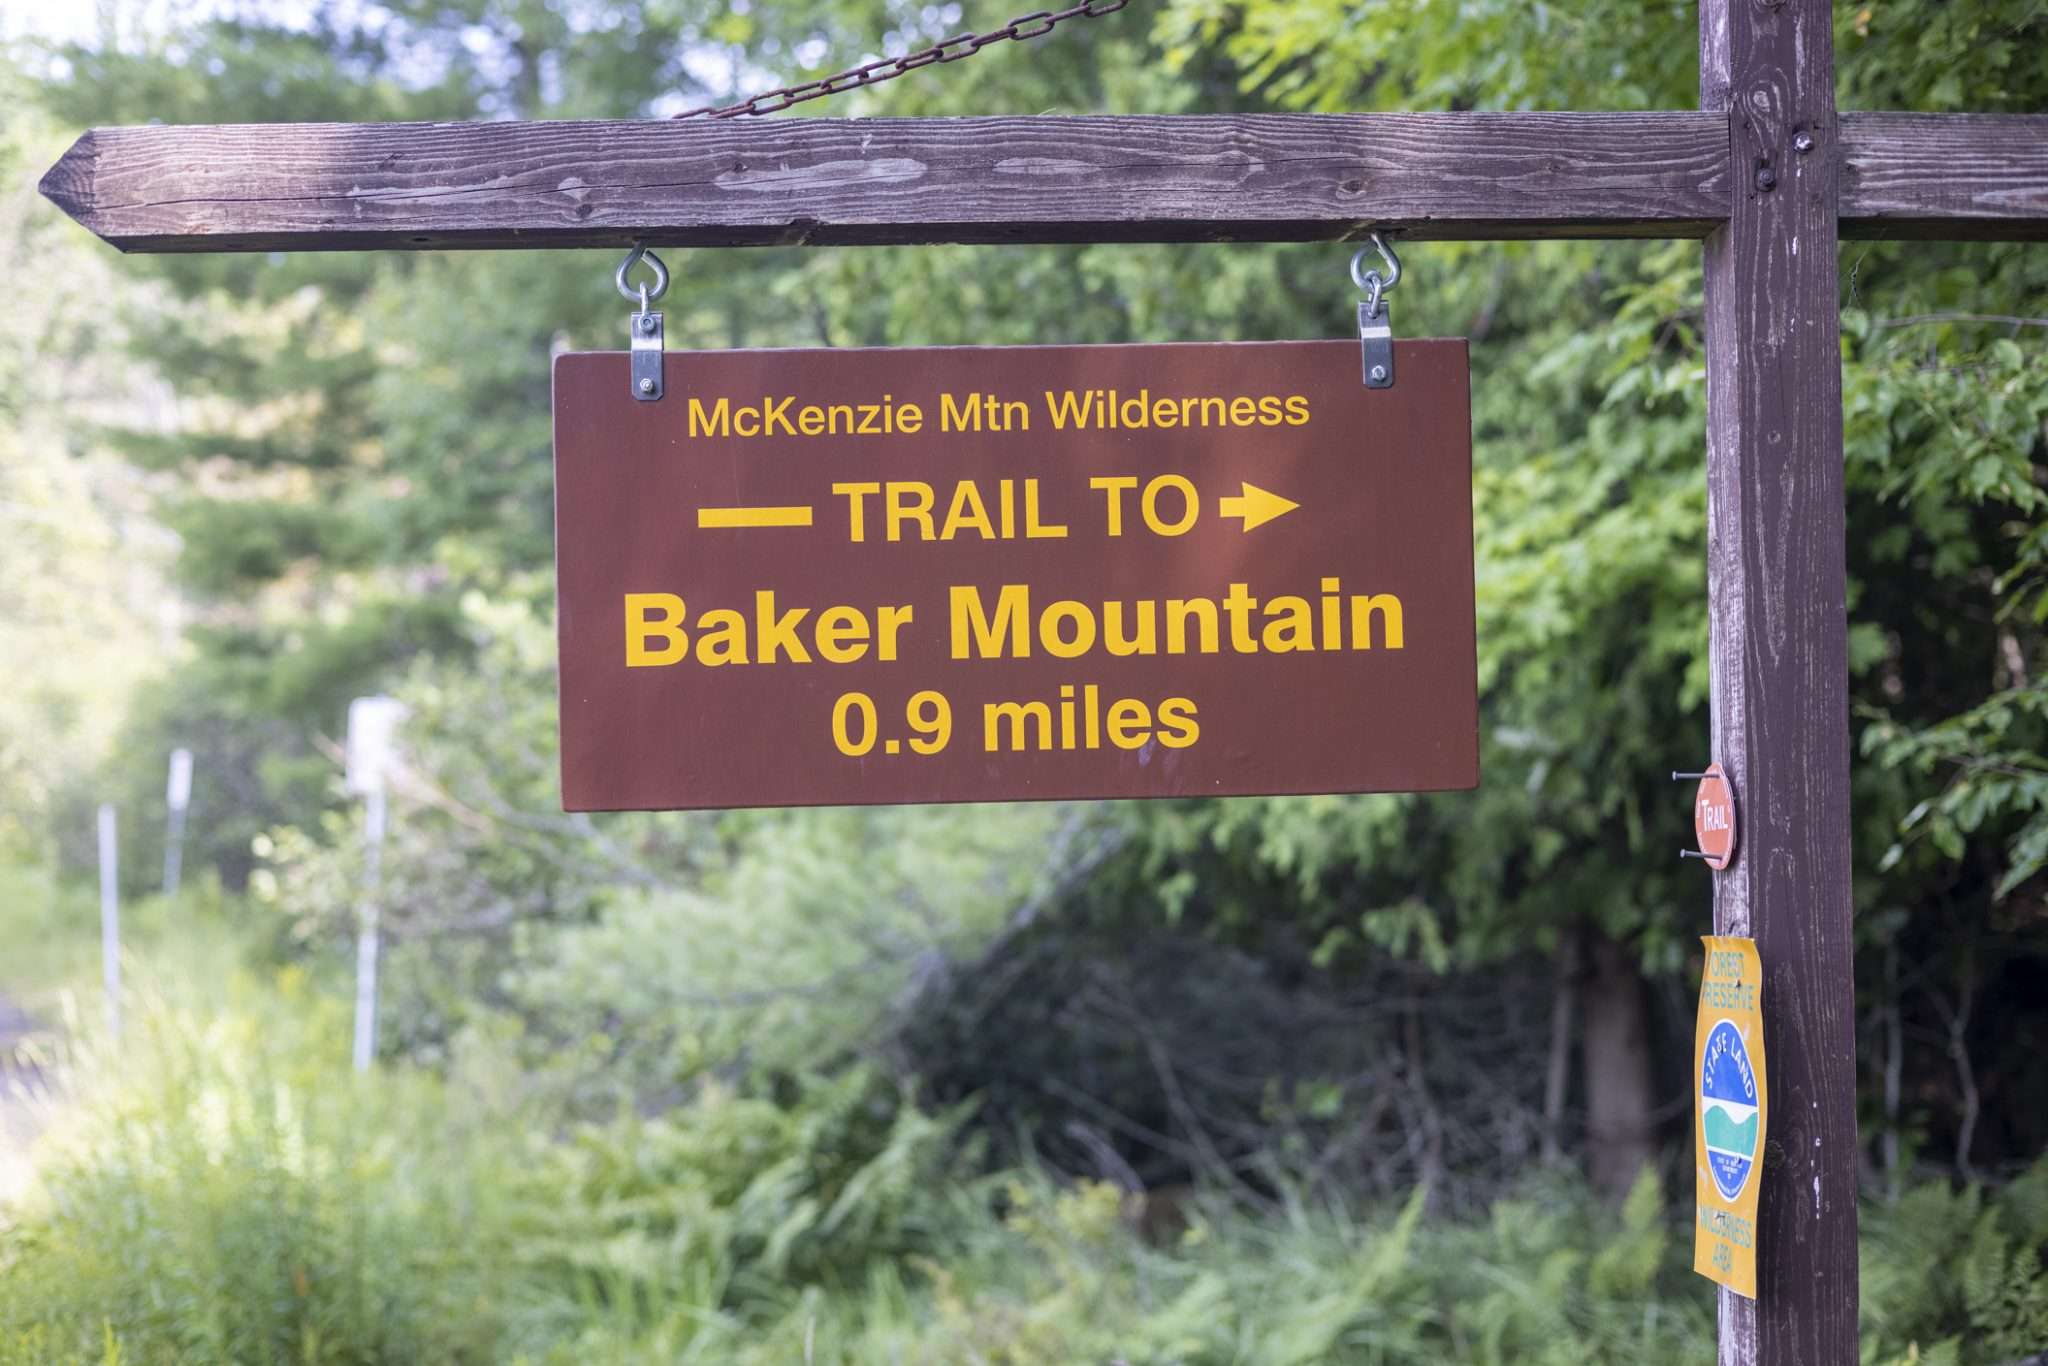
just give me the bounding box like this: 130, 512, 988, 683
697, 505, 814, 529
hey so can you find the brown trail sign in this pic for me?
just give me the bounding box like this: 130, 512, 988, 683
552, 340, 1477, 811
37, 2, 2048, 1361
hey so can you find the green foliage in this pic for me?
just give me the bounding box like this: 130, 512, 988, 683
913, 1171, 1698, 1366
6, 898, 2048, 1364
51, 595, 467, 895
1863, 1161, 2048, 1364
1846, 315, 2048, 904
511, 1070, 978, 1356
1864, 685, 2048, 900
0, 947, 1697, 1365
1156, 0, 1699, 113
1118, 1, 2048, 1011
233, 592, 1075, 1091
0, 966, 519, 1364
499, 798, 1067, 1095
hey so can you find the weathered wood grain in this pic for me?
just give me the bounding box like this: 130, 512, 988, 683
1840, 111, 2048, 240
37, 112, 1732, 252
42, 109, 2047, 254
1701, 2, 1859, 1365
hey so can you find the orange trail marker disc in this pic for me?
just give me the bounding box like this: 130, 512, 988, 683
1691, 762, 1738, 870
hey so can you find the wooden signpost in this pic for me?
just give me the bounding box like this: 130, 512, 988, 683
36, 1, 2048, 1359
554, 340, 1476, 810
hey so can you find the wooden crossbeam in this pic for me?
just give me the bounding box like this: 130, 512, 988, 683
37, 111, 1730, 251
1842, 112, 2048, 240
38, 110, 2048, 254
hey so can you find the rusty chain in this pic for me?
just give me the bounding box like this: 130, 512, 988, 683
671, 0, 1130, 120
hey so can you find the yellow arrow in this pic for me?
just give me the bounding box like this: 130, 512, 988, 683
1217, 481, 1298, 532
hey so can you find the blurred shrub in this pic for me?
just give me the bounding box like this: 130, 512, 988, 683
503, 1070, 981, 1359
247, 595, 1078, 1104
0, 968, 521, 1364
1863, 1162, 2048, 1364
5, 894, 2044, 1365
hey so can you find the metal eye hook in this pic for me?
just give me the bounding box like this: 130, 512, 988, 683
1349, 232, 1401, 293
616, 241, 670, 306
616, 242, 669, 400
1349, 233, 1401, 318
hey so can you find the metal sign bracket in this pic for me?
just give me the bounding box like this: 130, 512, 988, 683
1350, 234, 1401, 390
1358, 300, 1393, 389
631, 308, 664, 401
615, 242, 670, 401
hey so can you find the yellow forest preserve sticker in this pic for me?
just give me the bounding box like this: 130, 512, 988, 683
1695, 935, 1766, 1298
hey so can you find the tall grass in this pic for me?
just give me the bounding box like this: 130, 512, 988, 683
2, 885, 2041, 1364
0, 967, 525, 1364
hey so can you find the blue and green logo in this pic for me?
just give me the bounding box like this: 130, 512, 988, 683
1701, 1019, 1759, 1200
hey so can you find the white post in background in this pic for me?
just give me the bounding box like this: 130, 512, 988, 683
345, 696, 406, 1073
96, 803, 121, 1040
352, 786, 387, 1073
162, 747, 193, 897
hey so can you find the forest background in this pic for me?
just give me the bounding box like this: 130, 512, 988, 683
2, 0, 2047, 1361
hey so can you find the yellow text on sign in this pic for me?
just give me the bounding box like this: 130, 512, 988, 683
1695, 935, 1767, 1300
622, 581, 1404, 671
809, 477, 1302, 542
832, 480, 1068, 542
